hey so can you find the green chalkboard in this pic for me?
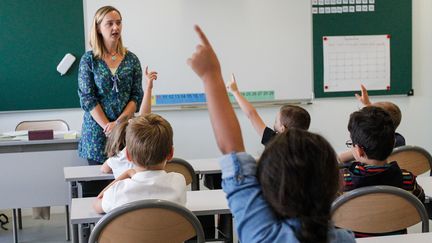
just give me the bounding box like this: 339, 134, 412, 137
0, 0, 84, 111
313, 0, 412, 98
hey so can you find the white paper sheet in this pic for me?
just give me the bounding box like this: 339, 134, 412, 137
323, 35, 390, 92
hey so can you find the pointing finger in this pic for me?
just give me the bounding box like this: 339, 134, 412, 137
194, 25, 210, 47
231, 73, 236, 82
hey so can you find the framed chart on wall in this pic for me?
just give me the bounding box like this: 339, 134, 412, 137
312, 0, 412, 98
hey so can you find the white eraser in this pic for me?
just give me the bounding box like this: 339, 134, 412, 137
57, 53, 76, 75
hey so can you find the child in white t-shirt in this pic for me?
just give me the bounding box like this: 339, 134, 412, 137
93, 114, 186, 213
100, 66, 158, 178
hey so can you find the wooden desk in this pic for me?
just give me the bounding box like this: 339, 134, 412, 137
0, 138, 85, 209
0, 137, 86, 243
64, 158, 223, 197
356, 232, 432, 242
71, 190, 230, 243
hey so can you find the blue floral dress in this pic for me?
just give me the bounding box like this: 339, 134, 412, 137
78, 50, 143, 163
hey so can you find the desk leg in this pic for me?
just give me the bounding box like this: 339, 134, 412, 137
195, 174, 200, 190
17, 209, 22, 230
71, 224, 79, 243
217, 214, 233, 243
12, 209, 18, 243
78, 223, 90, 243
65, 205, 70, 241
77, 182, 83, 198
69, 181, 79, 242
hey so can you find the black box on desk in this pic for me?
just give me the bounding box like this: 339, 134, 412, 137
28, 130, 54, 140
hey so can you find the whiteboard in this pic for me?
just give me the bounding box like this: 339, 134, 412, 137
83, 0, 313, 106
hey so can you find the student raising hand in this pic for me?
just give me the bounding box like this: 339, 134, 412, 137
355, 84, 372, 106
139, 66, 158, 115
187, 25, 244, 154
187, 25, 222, 82
144, 66, 158, 89
226, 73, 239, 92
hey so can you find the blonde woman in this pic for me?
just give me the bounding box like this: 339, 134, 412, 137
78, 6, 149, 195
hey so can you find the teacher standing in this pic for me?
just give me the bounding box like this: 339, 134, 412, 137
78, 6, 143, 194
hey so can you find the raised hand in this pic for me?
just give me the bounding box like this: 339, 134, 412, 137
355, 84, 372, 106
144, 66, 158, 90
227, 73, 239, 93
187, 25, 222, 82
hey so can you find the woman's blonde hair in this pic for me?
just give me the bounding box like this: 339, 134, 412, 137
89, 6, 127, 59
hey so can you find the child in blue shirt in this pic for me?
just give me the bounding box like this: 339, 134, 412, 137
187, 25, 354, 243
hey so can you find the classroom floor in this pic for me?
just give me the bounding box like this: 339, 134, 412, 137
0, 212, 69, 243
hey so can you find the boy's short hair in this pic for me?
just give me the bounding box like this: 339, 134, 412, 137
279, 105, 311, 130
126, 114, 173, 167
348, 106, 395, 160
373, 101, 402, 129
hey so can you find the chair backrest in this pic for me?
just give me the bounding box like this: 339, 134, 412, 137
332, 185, 429, 234
15, 119, 69, 132
165, 157, 198, 190
88, 199, 205, 243
388, 145, 432, 176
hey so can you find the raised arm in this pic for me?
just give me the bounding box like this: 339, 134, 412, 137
228, 74, 266, 136
187, 25, 244, 154
355, 84, 372, 106
139, 66, 158, 116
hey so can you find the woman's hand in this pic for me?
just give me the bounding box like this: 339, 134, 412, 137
103, 121, 116, 136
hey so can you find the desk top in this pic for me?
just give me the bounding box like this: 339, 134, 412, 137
356, 232, 432, 242
0, 138, 79, 153
187, 158, 221, 174
64, 158, 223, 182
70, 189, 229, 224
64, 165, 114, 182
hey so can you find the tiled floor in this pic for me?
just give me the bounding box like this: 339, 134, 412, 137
0, 213, 69, 243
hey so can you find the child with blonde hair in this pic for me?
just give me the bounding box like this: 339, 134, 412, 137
100, 66, 158, 178
94, 114, 186, 213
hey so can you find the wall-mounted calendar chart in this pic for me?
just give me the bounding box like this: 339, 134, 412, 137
323, 35, 390, 92
312, 0, 413, 98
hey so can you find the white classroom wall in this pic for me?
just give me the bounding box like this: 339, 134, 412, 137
1, 0, 431, 159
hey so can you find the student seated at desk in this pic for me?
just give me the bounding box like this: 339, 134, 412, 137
339, 85, 405, 163
227, 73, 310, 146
93, 114, 186, 213
187, 25, 355, 243
341, 106, 424, 237
100, 66, 158, 178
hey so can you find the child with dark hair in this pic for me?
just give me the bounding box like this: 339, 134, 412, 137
355, 84, 405, 147
339, 85, 405, 163
342, 106, 424, 237
187, 25, 354, 243
227, 73, 311, 145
